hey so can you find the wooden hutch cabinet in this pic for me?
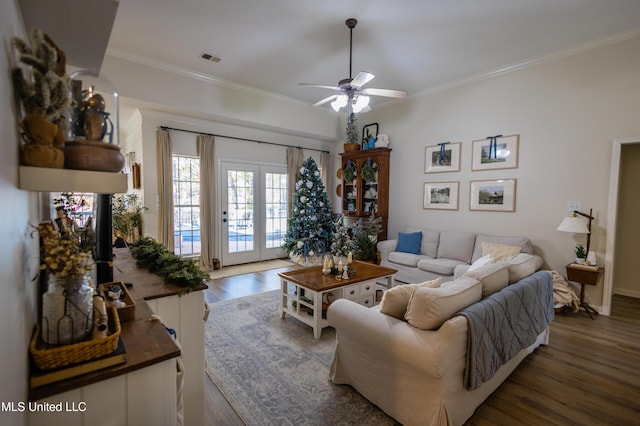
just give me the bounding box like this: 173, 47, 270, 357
339, 147, 390, 241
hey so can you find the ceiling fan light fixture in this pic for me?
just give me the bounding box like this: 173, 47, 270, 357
331, 94, 348, 111
352, 95, 369, 113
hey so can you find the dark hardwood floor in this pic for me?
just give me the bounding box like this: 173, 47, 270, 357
203, 268, 640, 425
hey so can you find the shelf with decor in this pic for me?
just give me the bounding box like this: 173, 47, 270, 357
339, 148, 390, 240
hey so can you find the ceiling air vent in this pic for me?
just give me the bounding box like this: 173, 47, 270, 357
200, 52, 221, 63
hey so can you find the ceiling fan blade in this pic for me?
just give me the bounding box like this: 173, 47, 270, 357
362, 87, 408, 98
350, 71, 375, 88
298, 83, 342, 91
312, 94, 339, 107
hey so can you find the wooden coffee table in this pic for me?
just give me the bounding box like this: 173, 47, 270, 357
279, 261, 397, 339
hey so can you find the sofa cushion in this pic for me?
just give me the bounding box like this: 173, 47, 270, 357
407, 227, 440, 258
437, 231, 476, 263
379, 278, 442, 320
388, 251, 428, 267
405, 276, 481, 330
396, 232, 422, 254
482, 242, 521, 261
463, 262, 510, 298
417, 257, 468, 275
506, 253, 543, 283
472, 234, 533, 262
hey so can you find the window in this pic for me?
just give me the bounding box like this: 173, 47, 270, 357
52, 192, 95, 229
264, 172, 287, 248
173, 156, 200, 256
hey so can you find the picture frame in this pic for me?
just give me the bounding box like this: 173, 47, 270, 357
469, 179, 517, 212
424, 142, 461, 173
471, 134, 519, 171
423, 181, 459, 210
362, 123, 378, 149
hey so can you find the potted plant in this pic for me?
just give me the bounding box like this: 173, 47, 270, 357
343, 112, 360, 152
12, 28, 70, 168
353, 212, 383, 263
575, 243, 587, 264
112, 194, 148, 246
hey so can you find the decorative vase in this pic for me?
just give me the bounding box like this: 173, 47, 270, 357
19, 114, 64, 168
41, 274, 94, 345
64, 139, 125, 172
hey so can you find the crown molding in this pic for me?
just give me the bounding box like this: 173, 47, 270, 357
411, 27, 640, 99
106, 48, 312, 107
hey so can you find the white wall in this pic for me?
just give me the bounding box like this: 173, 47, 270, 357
1, 2, 40, 425
363, 35, 640, 307
136, 110, 332, 249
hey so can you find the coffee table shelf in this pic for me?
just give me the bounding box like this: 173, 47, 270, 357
279, 261, 396, 339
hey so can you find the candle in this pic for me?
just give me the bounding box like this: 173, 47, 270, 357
347, 252, 353, 264
338, 260, 343, 272
323, 256, 329, 269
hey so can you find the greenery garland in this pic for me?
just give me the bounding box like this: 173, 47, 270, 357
129, 237, 209, 294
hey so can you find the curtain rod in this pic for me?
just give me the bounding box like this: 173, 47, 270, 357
159, 126, 330, 154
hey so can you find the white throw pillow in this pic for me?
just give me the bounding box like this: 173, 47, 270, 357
404, 276, 481, 330
467, 254, 493, 272
379, 278, 442, 320
482, 242, 521, 262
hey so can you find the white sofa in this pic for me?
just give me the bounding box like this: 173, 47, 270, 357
328, 269, 554, 426
377, 228, 543, 284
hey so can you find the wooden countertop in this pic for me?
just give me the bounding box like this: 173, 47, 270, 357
29, 248, 207, 400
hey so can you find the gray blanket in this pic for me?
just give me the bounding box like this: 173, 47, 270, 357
457, 270, 554, 390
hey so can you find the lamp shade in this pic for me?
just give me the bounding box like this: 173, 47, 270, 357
557, 216, 589, 234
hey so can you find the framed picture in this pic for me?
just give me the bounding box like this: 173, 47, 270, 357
423, 181, 459, 210
471, 134, 519, 171
424, 142, 461, 173
470, 179, 517, 212
362, 123, 378, 149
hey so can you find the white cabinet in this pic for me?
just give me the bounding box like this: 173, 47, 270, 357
28, 358, 177, 426
146, 291, 205, 426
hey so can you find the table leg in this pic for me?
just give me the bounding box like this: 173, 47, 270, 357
312, 291, 322, 339
579, 283, 598, 319
280, 278, 287, 319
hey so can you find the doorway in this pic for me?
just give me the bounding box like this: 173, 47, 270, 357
604, 137, 640, 315
220, 161, 288, 266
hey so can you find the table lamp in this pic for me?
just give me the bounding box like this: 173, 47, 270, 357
557, 208, 594, 258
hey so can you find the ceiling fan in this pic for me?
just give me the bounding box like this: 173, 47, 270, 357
299, 18, 407, 113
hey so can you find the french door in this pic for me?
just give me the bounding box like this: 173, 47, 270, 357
220, 161, 288, 266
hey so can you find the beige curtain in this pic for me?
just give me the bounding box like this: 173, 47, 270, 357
286, 147, 304, 211
157, 128, 174, 251
197, 134, 216, 270
320, 151, 331, 196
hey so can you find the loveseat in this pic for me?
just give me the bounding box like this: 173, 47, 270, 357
377, 228, 543, 284
327, 267, 554, 426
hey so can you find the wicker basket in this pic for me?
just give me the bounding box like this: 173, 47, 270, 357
30, 307, 121, 370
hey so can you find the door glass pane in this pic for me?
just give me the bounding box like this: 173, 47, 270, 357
227, 170, 254, 253
265, 172, 288, 249
173, 156, 200, 256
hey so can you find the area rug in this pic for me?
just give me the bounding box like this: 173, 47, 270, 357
209, 259, 294, 279
205, 290, 396, 425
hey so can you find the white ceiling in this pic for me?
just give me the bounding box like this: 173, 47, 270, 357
107, 0, 640, 110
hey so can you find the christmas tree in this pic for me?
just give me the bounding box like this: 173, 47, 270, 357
282, 157, 335, 264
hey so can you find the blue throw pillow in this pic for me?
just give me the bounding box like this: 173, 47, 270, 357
396, 232, 422, 254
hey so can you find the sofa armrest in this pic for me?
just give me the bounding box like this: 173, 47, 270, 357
377, 239, 397, 261
327, 299, 468, 378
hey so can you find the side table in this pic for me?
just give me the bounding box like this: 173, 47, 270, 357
565, 263, 603, 319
